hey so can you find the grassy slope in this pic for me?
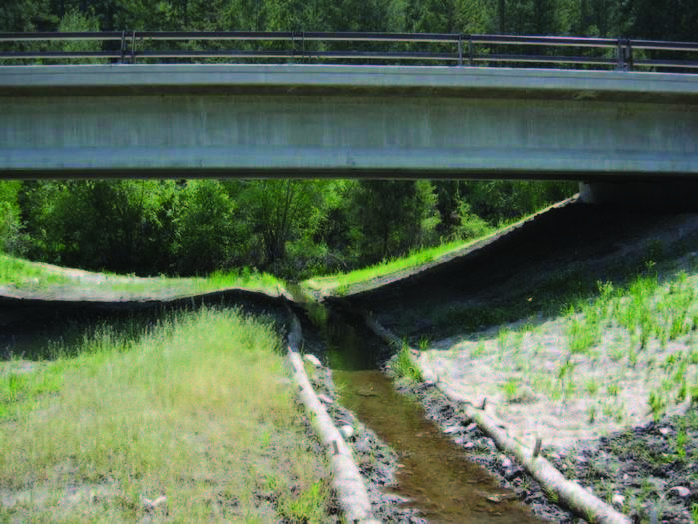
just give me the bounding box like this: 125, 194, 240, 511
0, 308, 334, 523
0, 254, 285, 300
301, 199, 573, 299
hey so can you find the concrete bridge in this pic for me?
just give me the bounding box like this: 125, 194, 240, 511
1, 64, 697, 203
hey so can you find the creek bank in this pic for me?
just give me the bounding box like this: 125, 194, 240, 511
295, 313, 429, 523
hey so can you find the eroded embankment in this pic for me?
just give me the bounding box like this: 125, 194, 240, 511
325, 201, 698, 523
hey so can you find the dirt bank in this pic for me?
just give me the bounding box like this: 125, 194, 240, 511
334, 200, 698, 523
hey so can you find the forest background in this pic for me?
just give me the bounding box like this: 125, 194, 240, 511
0, 0, 695, 279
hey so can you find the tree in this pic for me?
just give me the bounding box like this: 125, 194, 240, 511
230, 180, 334, 274
22, 180, 177, 274
348, 180, 439, 264
173, 180, 240, 274
0, 182, 24, 254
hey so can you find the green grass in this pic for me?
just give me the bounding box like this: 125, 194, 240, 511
303, 238, 475, 295
0, 308, 333, 523
0, 254, 284, 298
392, 345, 423, 382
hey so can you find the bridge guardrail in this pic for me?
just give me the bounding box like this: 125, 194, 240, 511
0, 31, 697, 72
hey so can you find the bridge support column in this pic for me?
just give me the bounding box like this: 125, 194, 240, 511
579, 181, 698, 212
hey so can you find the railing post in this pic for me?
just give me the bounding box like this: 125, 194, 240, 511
468, 36, 474, 66
616, 38, 625, 70
625, 39, 633, 71
458, 34, 463, 66
119, 31, 126, 64
130, 31, 137, 64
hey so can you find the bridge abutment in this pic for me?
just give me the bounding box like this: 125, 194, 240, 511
579, 181, 698, 211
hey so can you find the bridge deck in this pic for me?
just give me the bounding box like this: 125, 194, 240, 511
1, 65, 697, 180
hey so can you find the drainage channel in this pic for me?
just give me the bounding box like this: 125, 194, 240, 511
302, 301, 546, 524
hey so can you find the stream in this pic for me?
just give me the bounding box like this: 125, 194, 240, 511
306, 302, 545, 523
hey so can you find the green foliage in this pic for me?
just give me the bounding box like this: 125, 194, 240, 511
393, 345, 423, 382
173, 180, 240, 274
648, 390, 667, 422
0, 182, 24, 255
349, 180, 439, 265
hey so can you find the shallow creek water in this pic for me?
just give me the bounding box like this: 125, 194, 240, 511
321, 308, 544, 524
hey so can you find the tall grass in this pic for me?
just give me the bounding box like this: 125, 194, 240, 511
0, 308, 333, 523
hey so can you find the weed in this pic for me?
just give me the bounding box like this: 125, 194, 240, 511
392, 345, 423, 382
471, 340, 487, 358
501, 379, 520, 402
587, 404, 597, 423
567, 304, 602, 354
676, 423, 688, 460
418, 336, 430, 351
607, 383, 619, 397
585, 379, 600, 396
497, 328, 511, 353
648, 390, 667, 422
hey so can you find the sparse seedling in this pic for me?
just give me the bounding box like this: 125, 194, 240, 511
585, 379, 600, 396
501, 378, 521, 402
587, 404, 597, 423
648, 390, 667, 422
471, 340, 487, 358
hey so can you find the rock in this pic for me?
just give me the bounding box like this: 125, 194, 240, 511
339, 425, 354, 440
143, 495, 167, 512
303, 354, 322, 368
464, 442, 476, 450
611, 494, 625, 509
465, 423, 478, 433
659, 427, 671, 436
669, 486, 691, 498
353, 436, 372, 454
501, 457, 513, 469
444, 425, 463, 435
317, 394, 333, 404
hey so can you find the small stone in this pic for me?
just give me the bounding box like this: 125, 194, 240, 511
659, 427, 671, 436
465, 423, 478, 433
339, 425, 354, 440
317, 394, 333, 404
611, 494, 625, 509
353, 436, 372, 454
669, 486, 691, 498
501, 458, 513, 469
549, 452, 560, 461
143, 495, 167, 512
464, 442, 476, 450
444, 425, 463, 435
303, 354, 322, 368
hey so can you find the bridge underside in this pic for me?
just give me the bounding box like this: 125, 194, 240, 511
1, 65, 697, 180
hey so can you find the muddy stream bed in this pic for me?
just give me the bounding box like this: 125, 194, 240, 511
296, 300, 548, 523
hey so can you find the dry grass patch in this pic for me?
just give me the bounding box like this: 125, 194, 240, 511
0, 308, 334, 523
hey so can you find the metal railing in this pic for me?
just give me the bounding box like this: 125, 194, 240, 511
1, 31, 697, 71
